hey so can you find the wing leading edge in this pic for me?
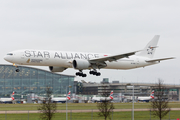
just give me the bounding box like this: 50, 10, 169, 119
89, 50, 141, 63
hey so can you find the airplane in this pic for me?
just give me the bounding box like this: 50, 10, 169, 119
0, 91, 15, 103
92, 91, 113, 102
4, 35, 174, 77
51, 91, 71, 103
137, 91, 154, 102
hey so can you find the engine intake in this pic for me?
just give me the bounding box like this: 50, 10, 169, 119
49, 66, 67, 72
72, 59, 91, 70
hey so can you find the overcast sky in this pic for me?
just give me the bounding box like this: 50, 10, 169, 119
0, 0, 179, 84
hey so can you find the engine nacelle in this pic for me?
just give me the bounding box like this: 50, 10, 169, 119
72, 59, 91, 70
49, 66, 67, 72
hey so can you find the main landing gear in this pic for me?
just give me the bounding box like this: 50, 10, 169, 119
75, 71, 87, 77
75, 70, 101, 77
89, 70, 101, 76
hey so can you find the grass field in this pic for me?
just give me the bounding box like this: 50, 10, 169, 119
0, 102, 179, 120
0, 111, 180, 120
0, 102, 180, 111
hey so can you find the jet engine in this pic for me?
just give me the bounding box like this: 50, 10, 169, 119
72, 59, 91, 70
49, 66, 67, 72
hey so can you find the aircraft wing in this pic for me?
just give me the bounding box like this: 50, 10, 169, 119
146, 57, 175, 62
90, 50, 141, 62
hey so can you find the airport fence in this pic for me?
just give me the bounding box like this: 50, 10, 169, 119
0, 110, 179, 120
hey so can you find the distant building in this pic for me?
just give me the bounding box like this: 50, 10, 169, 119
74, 79, 180, 101
112, 81, 119, 84
101, 78, 109, 84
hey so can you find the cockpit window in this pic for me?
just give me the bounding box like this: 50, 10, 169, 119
7, 53, 13, 55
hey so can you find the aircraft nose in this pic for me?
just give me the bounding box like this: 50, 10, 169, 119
4, 55, 12, 62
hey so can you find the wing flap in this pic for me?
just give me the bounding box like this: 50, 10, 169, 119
90, 50, 141, 62
146, 57, 175, 62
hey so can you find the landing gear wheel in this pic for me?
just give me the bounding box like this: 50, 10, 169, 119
93, 71, 97, 75
79, 73, 83, 76
76, 72, 80, 76
89, 71, 93, 74
96, 72, 101, 76
75, 71, 87, 77
16, 69, 20, 72
82, 74, 87, 77
89, 70, 101, 76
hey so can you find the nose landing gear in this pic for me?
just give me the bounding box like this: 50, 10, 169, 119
13, 63, 20, 72
15, 68, 20, 72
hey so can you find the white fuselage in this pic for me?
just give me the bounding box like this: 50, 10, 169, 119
51, 97, 69, 103
0, 98, 13, 103
4, 49, 158, 70
138, 97, 152, 101
92, 96, 112, 102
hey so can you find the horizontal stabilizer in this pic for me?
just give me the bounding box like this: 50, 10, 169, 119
146, 57, 175, 62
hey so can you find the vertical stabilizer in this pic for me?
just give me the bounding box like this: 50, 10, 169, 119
11, 91, 15, 100
150, 91, 154, 99
137, 35, 160, 58
67, 91, 71, 100
109, 91, 113, 100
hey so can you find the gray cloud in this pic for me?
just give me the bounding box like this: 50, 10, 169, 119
0, 0, 179, 83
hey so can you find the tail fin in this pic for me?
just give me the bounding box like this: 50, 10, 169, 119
11, 97, 14, 100
11, 91, 15, 100
109, 91, 113, 100
150, 91, 154, 99
67, 91, 71, 100
12, 91, 15, 96
137, 35, 160, 58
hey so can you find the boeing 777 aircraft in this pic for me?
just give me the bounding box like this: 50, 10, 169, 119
4, 35, 174, 77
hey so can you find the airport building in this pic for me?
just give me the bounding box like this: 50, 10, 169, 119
0, 64, 75, 98
76, 78, 180, 102
0, 65, 180, 102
